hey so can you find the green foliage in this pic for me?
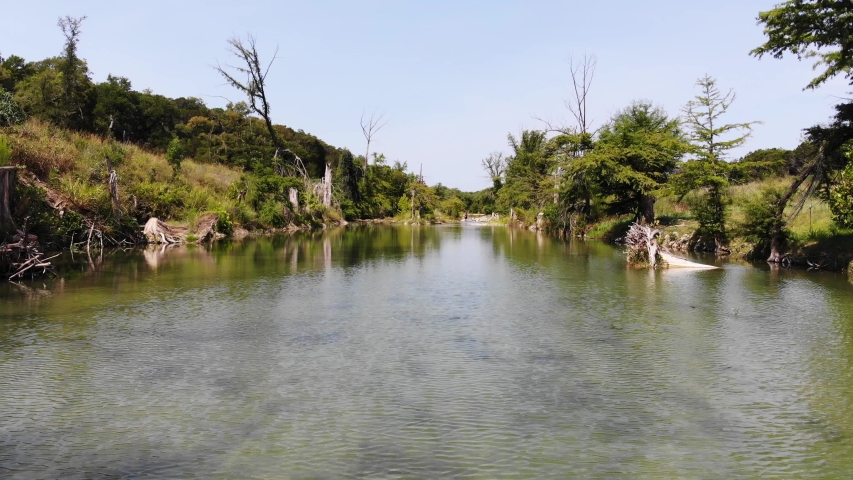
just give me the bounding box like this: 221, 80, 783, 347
336, 149, 362, 203
258, 200, 287, 228
397, 194, 412, 218
165, 137, 184, 173
570, 101, 687, 223
827, 158, 853, 227
103, 141, 126, 166
497, 130, 551, 211
0, 87, 24, 127
752, 0, 853, 89
674, 76, 759, 243
440, 196, 466, 218
12, 183, 86, 247
732, 148, 792, 182
214, 209, 234, 235
130, 181, 186, 218
686, 189, 729, 238
0, 135, 11, 166
736, 186, 789, 254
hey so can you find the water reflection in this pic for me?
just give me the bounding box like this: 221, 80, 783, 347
1, 225, 852, 477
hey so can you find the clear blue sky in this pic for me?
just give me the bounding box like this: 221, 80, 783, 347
2, 1, 849, 191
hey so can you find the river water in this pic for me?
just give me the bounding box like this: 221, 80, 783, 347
1, 225, 852, 478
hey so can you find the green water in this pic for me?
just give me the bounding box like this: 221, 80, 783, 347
1, 225, 853, 478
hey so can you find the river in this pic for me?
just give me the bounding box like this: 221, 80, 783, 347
1, 225, 852, 478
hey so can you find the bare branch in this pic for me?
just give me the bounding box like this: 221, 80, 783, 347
360, 109, 390, 167
214, 34, 283, 155
566, 53, 597, 134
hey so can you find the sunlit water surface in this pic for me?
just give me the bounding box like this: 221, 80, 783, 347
1, 225, 853, 478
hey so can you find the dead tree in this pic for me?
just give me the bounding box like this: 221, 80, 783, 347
360, 110, 388, 168
104, 156, 121, 224
322, 162, 332, 207
566, 54, 596, 136
215, 35, 283, 155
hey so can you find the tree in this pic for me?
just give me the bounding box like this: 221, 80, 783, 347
0, 54, 34, 93
57, 15, 92, 128
751, 0, 853, 89
675, 75, 759, 250
165, 137, 184, 174
215, 35, 283, 158
497, 130, 551, 212
568, 101, 687, 223
360, 110, 388, 167
827, 151, 853, 227
481, 152, 505, 192
93, 75, 140, 140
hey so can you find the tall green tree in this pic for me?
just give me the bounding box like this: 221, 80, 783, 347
497, 130, 551, 212
570, 101, 687, 223
751, 0, 853, 261
674, 76, 759, 250
751, 0, 853, 89
57, 15, 93, 129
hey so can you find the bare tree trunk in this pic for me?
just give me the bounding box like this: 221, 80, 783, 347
361, 111, 388, 168
323, 163, 332, 207
288, 187, 300, 213
0, 167, 17, 233
638, 194, 655, 225
105, 157, 121, 225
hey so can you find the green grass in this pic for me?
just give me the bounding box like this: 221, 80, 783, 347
6, 118, 248, 227
585, 216, 632, 240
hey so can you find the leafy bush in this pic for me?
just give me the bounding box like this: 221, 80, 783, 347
130, 181, 186, 218
165, 137, 184, 173
258, 200, 286, 228
827, 161, 853, 228
214, 209, 234, 235
737, 186, 787, 256
0, 88, 24, 127
11, 184, 86, 247
440, 196, 466, 218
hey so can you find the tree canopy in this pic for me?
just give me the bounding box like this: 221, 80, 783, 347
751, 0, 853, 89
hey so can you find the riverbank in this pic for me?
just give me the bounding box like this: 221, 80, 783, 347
574, 179, 853, 273
0, 119, 348, 246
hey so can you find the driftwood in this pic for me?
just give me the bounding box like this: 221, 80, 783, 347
143, 213, 220, 244
143, 218, 183, 244
625, 222, 719, 269
0, 218, 57, 279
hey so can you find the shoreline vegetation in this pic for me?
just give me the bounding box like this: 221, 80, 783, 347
2, 2, 853, 279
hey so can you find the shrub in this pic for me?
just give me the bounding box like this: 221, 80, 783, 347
737, 186, 787, 257
258, 200, 286, 228
214, 209, 234, 235
0, 88, 24, 127
165, 137, 184, 173
827, 161, 853, 228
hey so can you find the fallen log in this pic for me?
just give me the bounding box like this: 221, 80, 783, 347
142, 214, 220, 244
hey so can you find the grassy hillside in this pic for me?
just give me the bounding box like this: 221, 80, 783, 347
2, 119, 341, 248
